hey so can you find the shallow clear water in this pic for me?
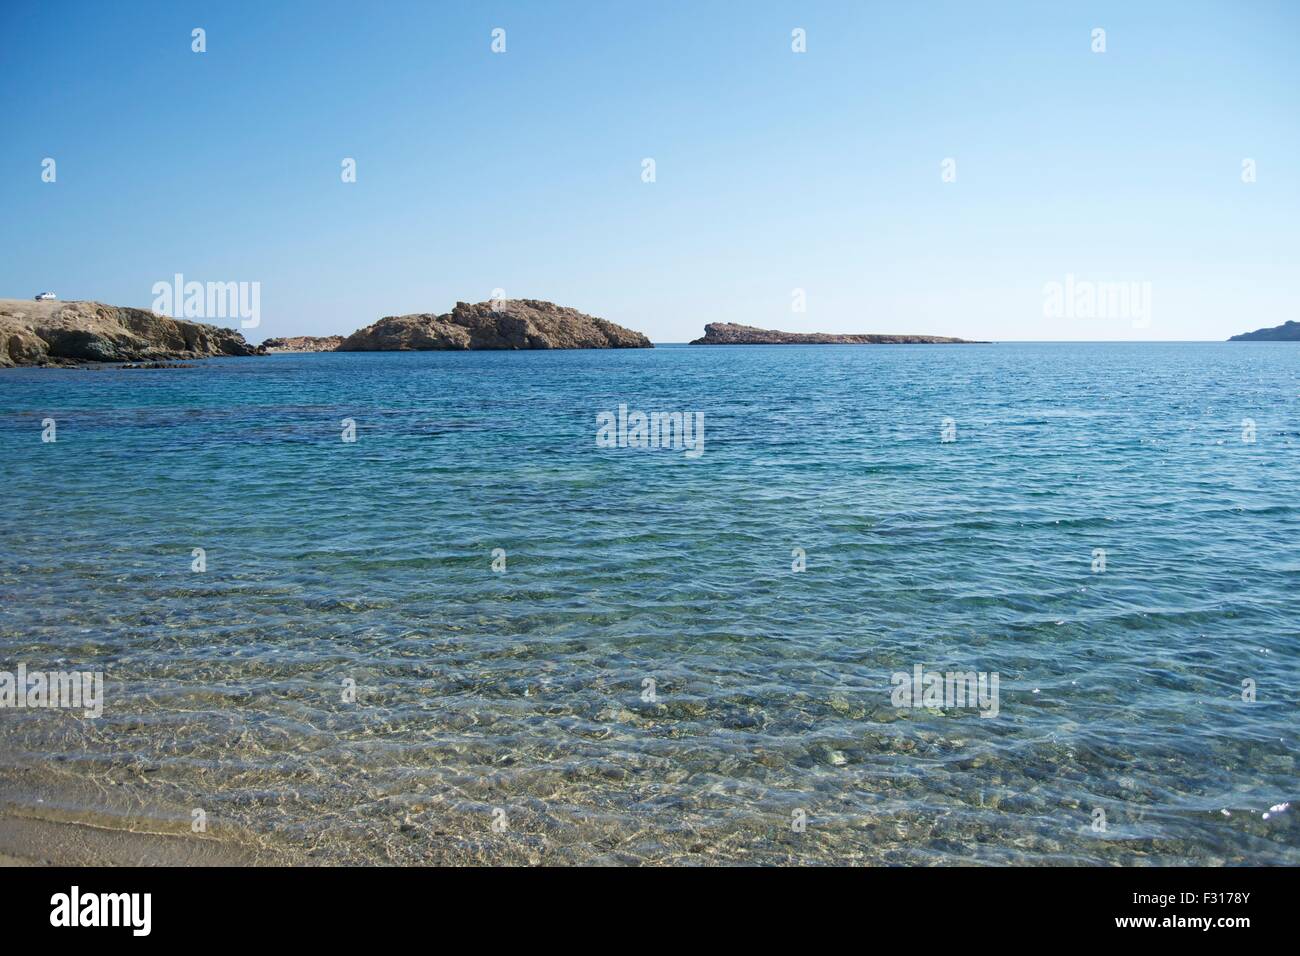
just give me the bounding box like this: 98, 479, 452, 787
1, 343, 1297, 864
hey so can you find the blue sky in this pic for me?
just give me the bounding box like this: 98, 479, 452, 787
2, 0, 1296, 342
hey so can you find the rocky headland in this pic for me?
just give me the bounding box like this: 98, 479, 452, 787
260, 335, 345, 352
338, 299, 652, 351
690, 322, 981, 345
0, 299, 259, 367
1, 297, 654, 366
1228, 321, 1300, 342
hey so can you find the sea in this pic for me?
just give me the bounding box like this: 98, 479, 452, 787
1, 342, 1296, 864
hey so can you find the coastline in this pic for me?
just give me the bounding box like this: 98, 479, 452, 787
0, 769, 288, 866
0, 808, 269, 866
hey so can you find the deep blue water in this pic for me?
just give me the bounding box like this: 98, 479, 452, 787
1, 343, 1297, 864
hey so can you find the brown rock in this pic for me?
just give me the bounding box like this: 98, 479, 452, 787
337, 299, 652, 351
0, 299, 259, 367
689, 322, 983, 345
260, 335, 345, 352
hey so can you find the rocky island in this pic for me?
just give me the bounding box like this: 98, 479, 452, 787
260, 335, 345, 352
689, 322, 981, 345
338, 299, 651, 351
1228, 321, 1300, 342
0, 298, 259, 367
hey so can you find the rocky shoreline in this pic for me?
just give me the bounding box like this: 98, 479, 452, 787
689, 322, 982, 345
1, 298, 651, 366
3, 298, 995, 366
1, 299, 259, 367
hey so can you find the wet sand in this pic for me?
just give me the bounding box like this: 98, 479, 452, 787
0, 805, 272, 866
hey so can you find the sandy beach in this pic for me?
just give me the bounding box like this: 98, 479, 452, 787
0, 805, 274, 866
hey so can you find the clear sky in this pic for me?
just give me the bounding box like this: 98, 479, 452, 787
2, 0, 1297, 342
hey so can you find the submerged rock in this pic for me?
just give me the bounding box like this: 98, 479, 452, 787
117, 361, 199, 369
0, 298, 259, 367
689, 322, 982, 345
337, 299, 652, 351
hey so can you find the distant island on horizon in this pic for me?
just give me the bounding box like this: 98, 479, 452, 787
1228, 320, 1300, 342
689, 322, 983, 345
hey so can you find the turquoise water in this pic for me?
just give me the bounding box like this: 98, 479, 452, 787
1, 343, 1296, 864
